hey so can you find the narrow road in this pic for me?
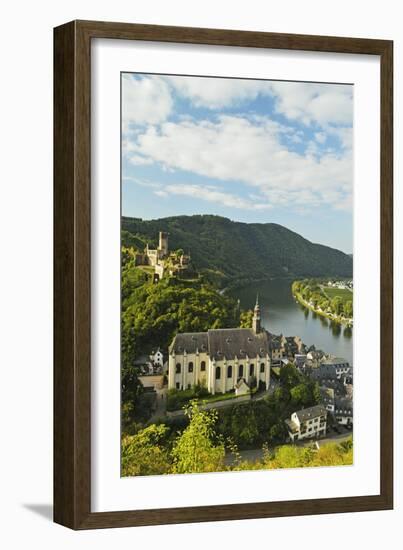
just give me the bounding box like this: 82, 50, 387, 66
148, 387, 167, 423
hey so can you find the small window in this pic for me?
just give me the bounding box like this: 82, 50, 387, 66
260, 362, 265, 373
175, 363, 181, 374
227, 365, 232, 378
238, 364, 244, 378
216, 366, 221, 380
200, 361, 206, 372
176, 382, 180, 389
188, 362, 193, 373
249, 364, 254, 377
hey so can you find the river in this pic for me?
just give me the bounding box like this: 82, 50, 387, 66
230, 279, 353, 365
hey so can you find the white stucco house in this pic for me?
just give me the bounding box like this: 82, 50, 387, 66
285, 404, 327, 442
150, 348, 164, 367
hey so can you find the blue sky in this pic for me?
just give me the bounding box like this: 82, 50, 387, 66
122, 73, 353, 253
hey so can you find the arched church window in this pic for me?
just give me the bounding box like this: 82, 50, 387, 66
227, 365, 232, 378
260, 362, 265, 373
249, 364, 254, 377
188, 362, 193, 373
216, 366, 221, 380
176, 363, 181, 374
200, 361, 206, 371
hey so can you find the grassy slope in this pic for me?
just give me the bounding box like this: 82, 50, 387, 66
323, 287, 353, 303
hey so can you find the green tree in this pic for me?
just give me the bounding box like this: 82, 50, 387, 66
310, 292, 322, 308
240, 309, 253, 328
331, 296, 343, 315
290, 383, 311, 407
121, 363, 144, 429
121, 424, 171, 476
344, 300, 353, 318
319, 298, 330, 311
279, 365, 302, 388
171, 401, 225, 474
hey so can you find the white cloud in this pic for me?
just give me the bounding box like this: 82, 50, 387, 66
166, 77, 265, 109
126, 115, 352, 211
327, 126, 353, 150
154, 190, 169, 198
121, 73, 353, 139
122, 74, 172, 128
164, 75, 353, 128
155, 183, 272, 211
269, 81, 353, 127
128, 154, 154, 166
315, 132, 327, 144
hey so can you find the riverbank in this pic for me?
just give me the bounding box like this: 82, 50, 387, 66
293, 290, 353, 327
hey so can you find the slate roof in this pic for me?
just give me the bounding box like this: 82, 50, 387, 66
207, 328, 269, 361
321, 357, 350, 367
295, 354, 307, 368
310, 364, 339, 381
334, 397, 353, 416
320, 386, 335, 401
169, 332, 208, 354
169, 328, 270, 360
294, 404, 327, 423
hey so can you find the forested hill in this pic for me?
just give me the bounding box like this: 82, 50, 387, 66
122, 215, 353, 286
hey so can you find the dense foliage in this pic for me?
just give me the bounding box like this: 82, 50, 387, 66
292, 279, 353, 321
122, 214, 353, 288
121, 400, 353, 476
121, 424, 171, 476
216, 365, 320, 449
122, 270, 240, 364
171, 403, 226, 474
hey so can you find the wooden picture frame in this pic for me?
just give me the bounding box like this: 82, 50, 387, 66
54, 20, 393, 529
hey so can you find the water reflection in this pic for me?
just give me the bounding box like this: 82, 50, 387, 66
343, 326, 353, 339
330, 321, 341, 337
319, 316, 329, 328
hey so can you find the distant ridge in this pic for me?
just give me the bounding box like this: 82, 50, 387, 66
122, 214, 353, 285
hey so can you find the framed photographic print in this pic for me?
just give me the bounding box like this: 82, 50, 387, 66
54, 20, 393, 529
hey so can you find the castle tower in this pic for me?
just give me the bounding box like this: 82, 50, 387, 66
158, 231, 169, 256
252, 294, 261, 334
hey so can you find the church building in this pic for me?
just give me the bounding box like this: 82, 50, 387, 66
168, 299, 271, 394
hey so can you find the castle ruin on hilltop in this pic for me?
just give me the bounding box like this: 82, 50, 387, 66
135, 231, 191, 281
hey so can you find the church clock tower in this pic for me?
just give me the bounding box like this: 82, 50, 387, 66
252, 295, 261, 334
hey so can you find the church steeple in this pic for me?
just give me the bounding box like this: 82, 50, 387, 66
252, 294, 261, 334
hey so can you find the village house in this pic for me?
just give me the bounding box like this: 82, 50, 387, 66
285, 404, 327, 442
294, 354, 307, 369
319, 386, 335, 413
320, 357, 352, 378
268, 334, 283, 365
149, 348, 164, 367
168, 298, 271, 394
334, 397, 353, 426
283, 335, 305, 358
